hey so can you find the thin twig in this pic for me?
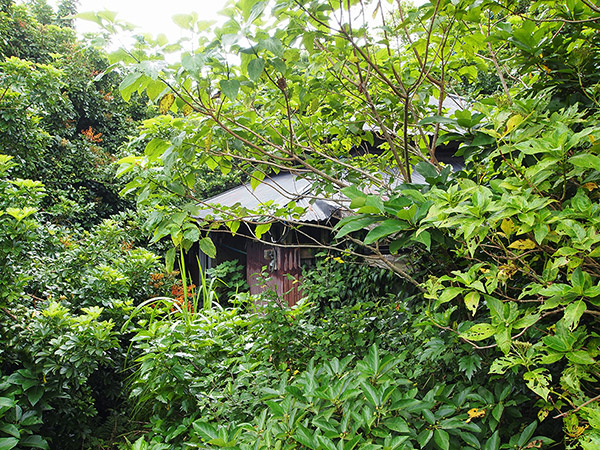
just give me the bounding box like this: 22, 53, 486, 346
1, 307, 18, 321
553, 394, 600, 419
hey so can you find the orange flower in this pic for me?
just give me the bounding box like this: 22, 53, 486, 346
169, 282, 196, 312
81, 126, 103, 143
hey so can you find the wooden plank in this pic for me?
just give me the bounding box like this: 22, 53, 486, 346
246, 242, 301, 307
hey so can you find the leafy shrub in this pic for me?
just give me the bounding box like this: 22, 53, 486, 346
214, 346, 549, 450
122, 277, 555, 448
0, 0, 150, 229
301, 253, 407, 311
0, 155, 45, 308
126, 303, 274, 428
2, 302, 122, 449
253, 295, 404, 371
129, 343, 552, 450
25, 215, 166, 313
0, 370, 47, 450
335, 96, 600, 448
207, 260, 249, 304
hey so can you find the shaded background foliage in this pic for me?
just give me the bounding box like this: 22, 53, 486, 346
0, 0, 151, 228
1, 0, 600, 449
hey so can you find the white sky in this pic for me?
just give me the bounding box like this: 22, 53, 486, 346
59, 1, 427, 37
52, 0, 230, 41
45, 0, 426, 48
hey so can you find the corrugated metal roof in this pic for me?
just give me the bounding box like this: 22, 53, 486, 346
195, 173, 341, 222
197, 159, 465, 224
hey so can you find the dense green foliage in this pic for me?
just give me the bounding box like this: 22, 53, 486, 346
0, 155, 168, 448
0, 0, 150, 228
108, 275, 554, 450
1, 0, 600, 449
111, 0, 600, 449
0, 1, 165, 448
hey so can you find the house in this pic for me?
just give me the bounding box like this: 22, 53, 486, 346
191, 146, 465, 307
192, 96, 467, 306
193, 172, 341, 306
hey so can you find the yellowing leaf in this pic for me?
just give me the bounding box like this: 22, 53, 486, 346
464, 291, 480, 315
461, 323, 495, 341
582, 182, 598, 191
524, 369, 551, 400
498, 262, 517, 280
465, 408, 486, 423
508, 239, 536, 250
182, 103, 194, 116
500, 218, 515, 237
159, 93, 175, 114
565, 424, 588, 438
505, 114, 524, 134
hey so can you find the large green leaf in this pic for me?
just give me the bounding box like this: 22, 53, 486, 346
483, 431, 500, 450
334, 215, 379, 239
19, 435, 48, 449
0, 438, 18, 450
569, 153, 600, 172
566, 350, 596, 365
363, 219, 410, 245
199, 237, 217, 258
384, 417, 409, 433
358, 196, 384, 214
516, 422, 537, 448
419, 116, 459, 126
247, 58, 265, 81
417, 429, 433, 448
220, 79, 241, 101
250, 170, 266, 190
247, 1, 267, 23
0, 425, 19, 439
172, 13, 197, 30
260, 37, 284, 57
411, 230, 431, 250
26, 386, 44, 407
563, 300, 586, 331
254, 223, 271, 240
119, 72, 144, 101
192, 421, 218, 441
293, 424, 319, 450
434, 429, 450, 450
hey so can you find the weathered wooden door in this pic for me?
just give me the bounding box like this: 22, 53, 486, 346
246, 242, 301, 307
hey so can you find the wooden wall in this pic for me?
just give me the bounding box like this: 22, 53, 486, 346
246, 241, 302, 307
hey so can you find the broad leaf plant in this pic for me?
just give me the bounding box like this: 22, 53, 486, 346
101, 0, 600, 447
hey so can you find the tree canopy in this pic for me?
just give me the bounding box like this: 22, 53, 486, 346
109, 0, 600, 448
0, 0, 599, 448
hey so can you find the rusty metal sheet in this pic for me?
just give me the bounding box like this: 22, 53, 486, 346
246, 242, 301, 307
